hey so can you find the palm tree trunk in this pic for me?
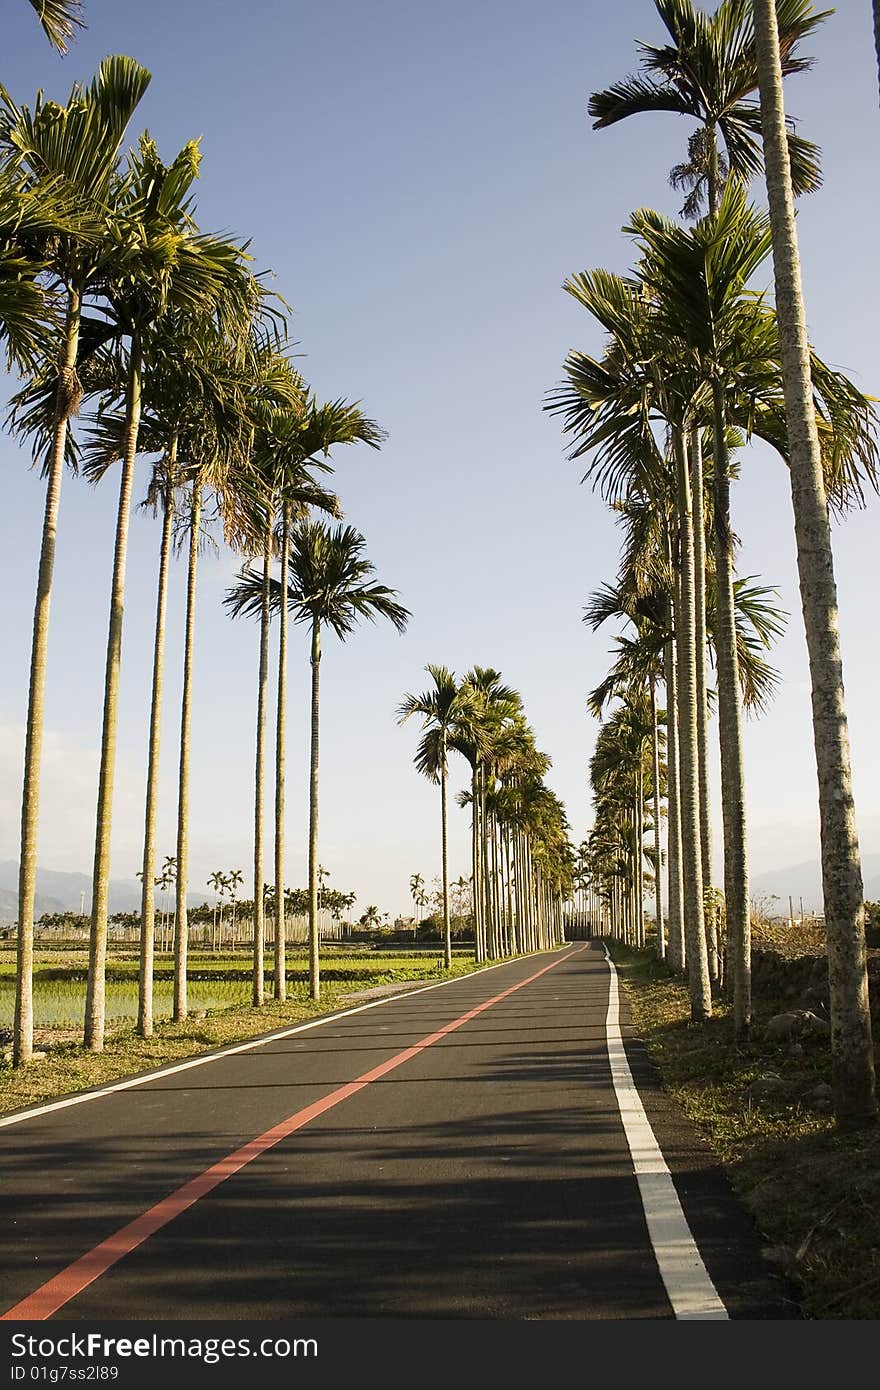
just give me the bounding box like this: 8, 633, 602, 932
85, 341, 142, 1051
754, 0, 875, 1126
172, 480, 202, 1023
14, 289, 82, 1066
138, 463, 175, 1039
480, 769, 494, 957
308, 617, 322, 1000
690, 427, 717, 980
712, 384, 751, 1035
650, 677, 665, 958
252, 526, 271, 1007
440, 729, 452, 970
504, 826, 515, 953
673, 429, 711, 1020
636, 762, 645, 948
274, 504, 290, 1002
663, 628, 684, 973
471, 771, 484, 961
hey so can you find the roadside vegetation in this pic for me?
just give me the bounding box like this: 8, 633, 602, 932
610, 928, 880, 1319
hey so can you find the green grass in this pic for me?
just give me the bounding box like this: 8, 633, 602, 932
609, 941, 880, 1320
0, 947, 476, 1030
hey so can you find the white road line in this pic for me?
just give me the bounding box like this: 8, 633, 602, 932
0, 951, 558, 1131
602, 943, 729, 1320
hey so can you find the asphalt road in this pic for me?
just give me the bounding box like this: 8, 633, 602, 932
0, 942, 799, 1321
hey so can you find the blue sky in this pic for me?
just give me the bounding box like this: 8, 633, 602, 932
1, 0, 878, 918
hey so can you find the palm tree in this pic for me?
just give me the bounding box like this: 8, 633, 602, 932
80, 137, 257, 1048
588, 0, 828, 219
456, 669, 522, 960
228, 522, 409, 999
548, 267, 712, 1018
1, 56, 151, 1065
84, 320, 283, 1030
228, 868, 243, 945
158, 855, 176, 953
397, 666, 465, 971
136, 448, 176, 1028
409, 872, 425, 923
0, 167, 86, 371
752, 0, 876, 1128
222, 378, 349, 1006
26, 0, 85, 52
207, 867, 222, 945
262, 396, 382, 1002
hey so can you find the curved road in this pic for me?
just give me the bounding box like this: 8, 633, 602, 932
0, 943, 798, 1321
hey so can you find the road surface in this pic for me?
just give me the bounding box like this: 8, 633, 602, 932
0, 942, 798, 1321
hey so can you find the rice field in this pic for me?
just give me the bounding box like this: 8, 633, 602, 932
0, 946, 455, 1034
0, 976, 263, 1029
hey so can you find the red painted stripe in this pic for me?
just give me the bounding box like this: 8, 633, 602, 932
2, 948, 581, 1321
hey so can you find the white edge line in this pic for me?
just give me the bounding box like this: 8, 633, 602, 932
0, 949, 569, 1131
602, 942, 729, 1321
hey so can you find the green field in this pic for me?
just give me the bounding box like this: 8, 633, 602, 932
0, 946, 467, 1033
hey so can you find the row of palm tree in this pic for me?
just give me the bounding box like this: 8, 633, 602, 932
398, 666, 575, 967
1, 54, 408, 1063
551, 0, 877, 1129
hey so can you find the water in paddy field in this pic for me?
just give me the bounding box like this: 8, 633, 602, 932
0, 978, 255, 1030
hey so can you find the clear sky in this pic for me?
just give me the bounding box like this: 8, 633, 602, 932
1, 0, 878, 920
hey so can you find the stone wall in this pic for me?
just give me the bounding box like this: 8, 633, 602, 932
751, 948, 880, 1023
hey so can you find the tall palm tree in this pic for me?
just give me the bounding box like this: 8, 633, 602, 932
547, 268, 712, 1018
398, 666, 466, 971
262, 396, 382, 1002
410, 872, 425, 922
81, 138, 257, 1049
1, 56, 151, 1066
228, 523, 409, 999
453, 669, 522, 960
588, 0, 828, 218
752, 0, 876, 1128
26, 0, 85, 52
222, 371, 350, 1005
135, 447, 176, 1031
82, 318, 281, 1031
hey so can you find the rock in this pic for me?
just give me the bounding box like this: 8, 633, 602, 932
800, 1012, 830, 1038
31, 1051, 46, 1063
192, 1010, 207, 1021
749, 1073, 786, 1100
810, 1082, 833, 1100
765, 1013, 803, 1041
765, 1010, 830, 1042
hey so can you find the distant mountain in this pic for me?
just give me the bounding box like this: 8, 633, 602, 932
0, 861, 210, 925
0, 885, 67, 926
750, 853, 880, 913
